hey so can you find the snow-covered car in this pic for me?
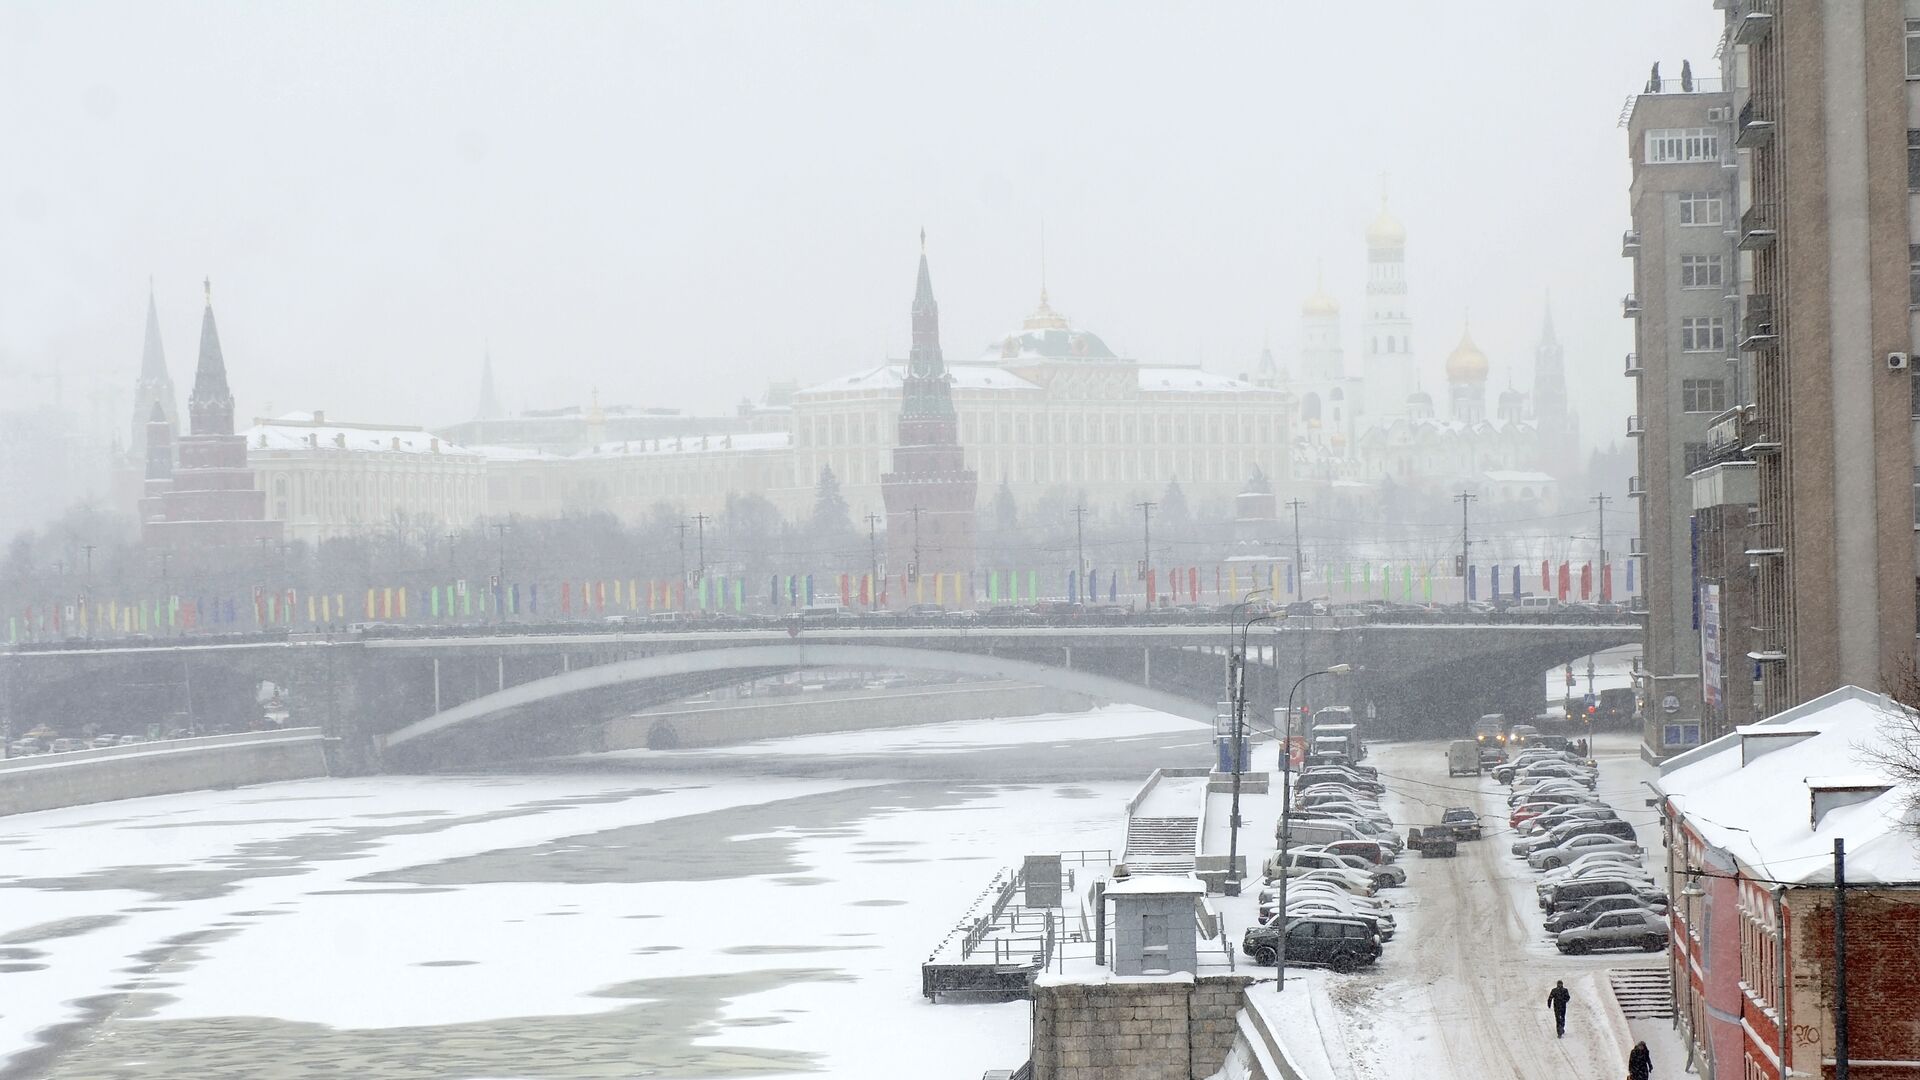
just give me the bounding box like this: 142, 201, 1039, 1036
1242, 915, 1381, 971
1286, 847, 1406, 888
1527, 835, 1643, 871
1537, 851, 1644, 886
1522, 804, 1617, 835
1293, 867, 1377, 896
1507, 781, 1592, 807
1544, 894, 1668, 934
1299, 801, 1394, 829
1513, 818, 1638, 857
1554, 909, 1669, 954
1542, 876, 1665, 914
1257, 890, 1397, 936
1282, 901, 1394, 941
1264, 880, 1385, 915
1535, 862, 1656, 901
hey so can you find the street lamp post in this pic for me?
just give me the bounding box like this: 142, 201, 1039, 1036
1274, 662, 1352, 989
1224, 608, 1278, 896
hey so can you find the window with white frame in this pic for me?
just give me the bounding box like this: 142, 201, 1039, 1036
1681, 254, 1724, 289
1681, 317, 1725, 352
1646, 128, 1720, 164
1678, 192, 1723, 226
1682, 379, 1726, 414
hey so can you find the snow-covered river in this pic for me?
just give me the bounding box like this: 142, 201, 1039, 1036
0, 706, 1215, 1080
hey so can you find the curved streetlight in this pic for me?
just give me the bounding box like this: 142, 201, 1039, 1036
1224, 610, 1278, 897
1273, 661, 1352, 990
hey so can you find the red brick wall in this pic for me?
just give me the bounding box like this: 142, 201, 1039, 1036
1789, 889, 1920, 1078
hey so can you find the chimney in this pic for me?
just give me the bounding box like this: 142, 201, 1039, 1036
391, 437, 401, 451
313, 410, 325, 425
430, 437, 439, 452
334, 433, 346, 448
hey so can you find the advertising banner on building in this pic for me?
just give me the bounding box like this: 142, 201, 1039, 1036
1700, 582, 1722, 720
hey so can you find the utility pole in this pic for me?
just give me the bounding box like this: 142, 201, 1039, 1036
1071, 504, 1088, 602
1454, 491, 1477, 610
692, 513, 710, 580
1286, 499, 1306, 600
908, 506, 924, 582
1835, 837, 1851, 1080
675, 522, 690, 585
865, 512, 882, 608
81, 544, 96, 640
1591, 493, 1613, 603
492, 522, 511, 621
1135, 501, 1155, 584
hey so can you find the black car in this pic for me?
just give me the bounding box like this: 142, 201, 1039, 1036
1242, 915, 1381, 973
1441, 807, 1481, 840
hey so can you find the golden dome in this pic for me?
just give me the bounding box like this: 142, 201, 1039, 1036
1366, 198, 1406, 248
1446, 327, 1489, 383
1302, 274, 1339, 317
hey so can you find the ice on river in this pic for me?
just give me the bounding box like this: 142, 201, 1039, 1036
0, 704, 1211, 1080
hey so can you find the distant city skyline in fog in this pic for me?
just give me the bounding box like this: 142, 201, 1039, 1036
1, 2, 1720, 450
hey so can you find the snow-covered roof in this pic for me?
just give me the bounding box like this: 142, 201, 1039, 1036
797, 363, 1041, 396
244, 413, 479, 457
1658, 685, 1920, 884
1138, 368, 1261, 393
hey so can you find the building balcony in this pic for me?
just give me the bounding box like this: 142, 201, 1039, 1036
1622, 230, 1641, 257
1744, 521, 1785, 557
1740, 294, 1778, 351
1736, 99, 1775, 149
1629, 595, 1650, 616
1734, 0, 1775, 44
1627, 415, 1645, 438
1743, 414, 1783, 455
1623, 294, 1642, 318
1629, 536, 1647, 557
1624, 352, 1643, 376
1628, 475, 1645, 497
1738, 203, 1777, 251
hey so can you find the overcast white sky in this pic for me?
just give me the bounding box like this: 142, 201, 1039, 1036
0, 2, 1721, 448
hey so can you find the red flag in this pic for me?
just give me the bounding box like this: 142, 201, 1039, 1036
1147, 569, 1157, 605
839, 574, 851, 607
562, 582, 572, 614
1579, 563, 1592, 600
1557, 562, 1571, 602
1541, 560, 1551, 592
1189, 567, 1199, 602
1601, 563, 1613, 603
859, 574, 870, 607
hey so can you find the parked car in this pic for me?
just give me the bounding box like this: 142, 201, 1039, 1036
1242, 915, 1382, 972
48, 738, 86, 753
1555, 909, 1670, 954
1542, 877, 1666, 914
1527, 835, 1643, 871
1322, 839, 1390, 866
1545, 894, 1669, 934
1409, 825, 1458, 857
90, 735, 121, 749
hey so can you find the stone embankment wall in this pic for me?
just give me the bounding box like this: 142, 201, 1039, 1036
1030, 973, 1257, 1080
0, 728, 329, 816
608, 682, 1093, 750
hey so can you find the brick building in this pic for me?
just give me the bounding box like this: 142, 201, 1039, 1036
141, 281, 282, 552
1656, 685, 1920, 1080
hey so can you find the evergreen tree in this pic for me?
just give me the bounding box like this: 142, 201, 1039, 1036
807, 465, 857, 567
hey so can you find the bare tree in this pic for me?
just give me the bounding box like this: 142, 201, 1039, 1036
1863, 655, 1920, 823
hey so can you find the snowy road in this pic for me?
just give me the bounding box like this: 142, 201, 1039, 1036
1254, 733, 1667, 1079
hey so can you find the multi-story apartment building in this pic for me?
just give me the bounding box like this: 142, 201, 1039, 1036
1624, 72, 1740, 756
1728, 1, 1918, 718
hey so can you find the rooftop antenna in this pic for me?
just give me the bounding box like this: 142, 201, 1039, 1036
1040, 217, 1049, 305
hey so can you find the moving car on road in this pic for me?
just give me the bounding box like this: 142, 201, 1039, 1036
1446, 740, 1481, 776
1441, 807, 1482, 840
1555, 909, 1670, 954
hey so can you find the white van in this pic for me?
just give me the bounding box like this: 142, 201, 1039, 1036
1447, 739, 1481, 776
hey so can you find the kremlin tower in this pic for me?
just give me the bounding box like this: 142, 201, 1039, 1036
880, 233, 977, 601
1446, 326, 1490, 424
1361, 194, 1417, 419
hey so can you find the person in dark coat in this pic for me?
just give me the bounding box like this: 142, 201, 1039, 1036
1629, 1039, 1653, 1080
1547, 980, 1571, 1037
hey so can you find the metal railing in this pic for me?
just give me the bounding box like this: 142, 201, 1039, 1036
1737, 99, 1775, 148
1739, 203, 1776, 250
1625, 352, 1642, 375
1623, 294, 1642, 317
1741, 295, 1778, 349
1627, 415, 1646, 437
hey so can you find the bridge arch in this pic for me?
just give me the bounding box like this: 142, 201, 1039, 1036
379, 642, 1219, 751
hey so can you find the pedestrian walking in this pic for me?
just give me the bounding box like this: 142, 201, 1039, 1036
1628, 1039, 1653, 1080
1547, 979, 1571, 1038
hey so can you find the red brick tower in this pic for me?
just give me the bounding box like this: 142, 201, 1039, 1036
881, 233, 977, 602
142, 279, 282, 550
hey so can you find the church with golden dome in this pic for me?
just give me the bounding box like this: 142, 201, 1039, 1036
1263, 200, 1573, 510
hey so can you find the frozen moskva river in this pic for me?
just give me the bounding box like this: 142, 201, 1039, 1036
0, 705, 1213, 1080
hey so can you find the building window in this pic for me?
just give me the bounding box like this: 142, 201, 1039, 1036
1910, 130, 1920, 192
1910, 244, 1920, 306
1912, 466, 1920, 527
1646, 127, 1720, 164
1680, 317, 1726, 352
1678, 192, 1723, 226
1682, 379, 1726, 413
1680, 254, 1724, 289
1908, 20, 1920, 79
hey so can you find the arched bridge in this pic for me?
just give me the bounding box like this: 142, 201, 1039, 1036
2, 617, 1641, 771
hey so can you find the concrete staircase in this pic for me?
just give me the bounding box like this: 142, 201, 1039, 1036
1123, 816, 1200, 875
1608, 966, 1675, 1019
